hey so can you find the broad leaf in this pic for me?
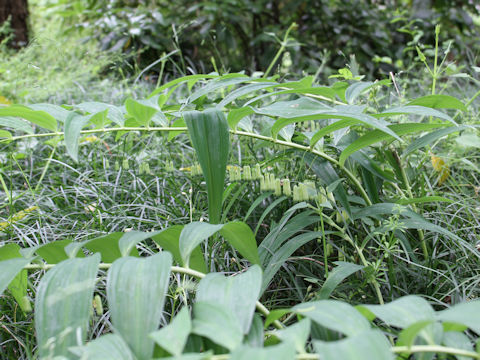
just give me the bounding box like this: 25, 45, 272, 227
151, 225, 207, 273
35, 254, 100, 358
376, 105, 455, 124
403, 125, 468, 156
184, 109, 230, 224
0, 244, 29, 312
69, 334, 135, 360
0, 258, 30, 297
107, 252, 172, 360
314, 330, 394, 360
192, 301, 243, 351
219, 221, 261, 265
293, 300, 370, 336
150, 307, 191, 357
359, 295, 435, 329
179, 222, 223, 267
125, 98, 157, 127
436, 301, 480, 334
196, 265, 262, 334
274, 318, 311, 353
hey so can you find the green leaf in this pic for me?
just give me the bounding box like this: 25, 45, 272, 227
245, 314, 264, 347
0, 105, 57, 131
396, 320, 435, 350
64, 112, 90, 162
29, 103, 71, 123
274, 318, 311, 353
264, 309, 291, 329
244, 87, 336, 107
149, 74, 220, 98
69, 334, 135, 360
0, 244, 29, 312
339, 123, 449, 166
254, 98, 331, 118
107, 252, 172, 360
376, 105, 455, 124
184, 109, 230, 224
345, 81, 374, 103
179, 222, 223, 267
76, 102, 124, 126
192, 301, 243, 351
84, 233, 125, 262
150, 307, 191, 357
151, 225, 206, 273
35, 239, 72, 263
395, 196, 453, 205
359, 295, 435, 329
189, 75, 250, 102
275, 111, 400, 142
196, 265, 262, 334
455, 133, 480, 148
0, 129, 12, 138
436, 301, 480, 334
230, 342, 296, 360
0, 116, 33, 134
118, 230, 163, 257
262, 231, 321, 292
293, 300, 370, 336
35, 254, 100, 358
403, 125, 468, 156
314, 330, 394, 360
442, 332, 474, 360
407, 95, 467, 112
0, 258, 30, 297
318, 261, 364, 300
125, 98, 157, 127
217, 82, 278, 108
304, 153, 351, 216
227, 107, 255, 129
219, 221, 261, 265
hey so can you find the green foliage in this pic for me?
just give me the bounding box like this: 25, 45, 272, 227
1, 53, 480, 358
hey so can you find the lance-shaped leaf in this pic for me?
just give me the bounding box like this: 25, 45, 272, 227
64, 112, 90, 162
184, 109, 230, 224
0, 105, 57, 131
339, 123, 449, 165
436, 300, 480, 334
107, 252, 172, 360
407, 94, 467, 111
35, 254, 100, 358
318, 261, 364, 300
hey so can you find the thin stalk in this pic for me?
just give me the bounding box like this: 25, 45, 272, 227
34, 143, 57, 193
22, 262, 284, 330
392, 345, 480, 359
263, 23, 297, 78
